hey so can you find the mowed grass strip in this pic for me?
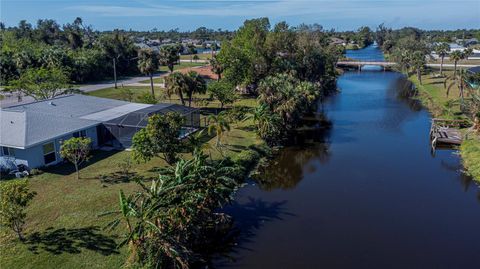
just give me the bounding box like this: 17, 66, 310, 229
410, 70, 463, 119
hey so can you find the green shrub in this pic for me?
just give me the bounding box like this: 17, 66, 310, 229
29, 168, 44, 176
0, 180, 36, 240
232, 149, 261, 170
138, 93, 157, 104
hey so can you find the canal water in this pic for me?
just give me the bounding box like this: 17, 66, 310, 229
216, 45, 480, 268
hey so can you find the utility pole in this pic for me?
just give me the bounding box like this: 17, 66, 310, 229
113, 58, 117, 89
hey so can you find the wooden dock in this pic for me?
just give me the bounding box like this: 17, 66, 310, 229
429, 119, 466, 150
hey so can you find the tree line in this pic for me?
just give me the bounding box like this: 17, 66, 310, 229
1, 18, 138, 85
0, 18, 233, 87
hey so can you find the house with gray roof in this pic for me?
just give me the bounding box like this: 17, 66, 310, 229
0, 95, 200, 169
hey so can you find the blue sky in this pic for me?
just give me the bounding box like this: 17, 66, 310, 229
1, 0, 479, 31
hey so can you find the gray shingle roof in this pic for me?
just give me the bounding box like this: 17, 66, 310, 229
0, 95, 151, 149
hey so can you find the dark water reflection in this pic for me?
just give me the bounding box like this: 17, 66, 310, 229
215, 45, 480, 268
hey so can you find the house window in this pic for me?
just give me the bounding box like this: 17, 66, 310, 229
43, 142, 56, 165
73, 130, 87, 138
2, 147, 15, 156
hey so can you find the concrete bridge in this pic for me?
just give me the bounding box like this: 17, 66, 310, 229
336, 60, 397, 71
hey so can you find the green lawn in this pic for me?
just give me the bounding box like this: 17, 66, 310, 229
180, 53, 212, 61
159, 62, 206, 72
87, 86, 165, 102
410, 70, 463, 119
0, 95, 261, 268
0, 150, 166, 269
87, 85, 245, 110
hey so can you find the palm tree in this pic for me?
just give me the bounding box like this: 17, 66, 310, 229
137, 48, 159, 96
100, 30, 134, 89
465, 87, 480, 132
102, 150, 237, 268
434, 43, 450, 76
187, 43, 196, 63
444, 69, 474, 100
102, 168, 197, 268
248, 104, 282, 143
210, 56, 223, 80
207, 112, 231, 147
392, 48, 411, 75
450, 50, 464, 76
159, 45, 180, 73
211, 42, 218, 58
411, 51, 426, 85
186, 129, 208, 153
164, 72, 188, 105
185, 71, 207, 107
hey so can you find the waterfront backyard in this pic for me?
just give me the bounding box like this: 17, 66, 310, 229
0, 95, 261, 268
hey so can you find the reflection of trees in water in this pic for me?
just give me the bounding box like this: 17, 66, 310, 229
254, 140, 330, 191
440, 159, 480, 205
375, 77, 423, 131
253, 111, 332, 191
255, 145, 330, 191
211, 198, 291, 268
393, 78, 424, 111
459, 174, 480, 205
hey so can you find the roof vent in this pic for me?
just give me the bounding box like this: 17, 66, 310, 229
49, 101, 56, 106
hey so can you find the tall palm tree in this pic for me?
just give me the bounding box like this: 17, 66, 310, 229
434, 42, 450, 76
187, 43, 196, 63
211, 42, 218, 58
207, 112, 231, 147
450, 50, 464, 76
159, 45, 180, 73
185, 71, 207, 107
411, 51, 426, 85
392, 48, 411, 75
465, 87, 480, 132
444, 69, 474, 100
137, 48, 159, 96
164, 72, 188, 105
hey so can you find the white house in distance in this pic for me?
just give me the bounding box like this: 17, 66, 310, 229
431, 41, 480, 60
0, 94, 200, 170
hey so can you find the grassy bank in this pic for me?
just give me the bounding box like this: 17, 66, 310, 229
409, 70, 480, 181
409, 71, 463, 119
0, 94, 263, 268
460, 138, 480, 180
